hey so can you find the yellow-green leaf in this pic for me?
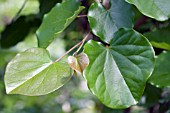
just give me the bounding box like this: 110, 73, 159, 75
5, 48, 72, 96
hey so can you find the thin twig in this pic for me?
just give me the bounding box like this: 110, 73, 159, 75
77, 15, 87, 18
76, 31, 90, 53
13, 0, 27, 21
54, 32, 91, 62
134, 16, 148, 30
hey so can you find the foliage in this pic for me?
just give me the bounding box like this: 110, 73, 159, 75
1, 0, 170, 112
36, 0, 85, 48
84, 29, 154, 108
88, 0, 134, 43
126, 0, 170, 21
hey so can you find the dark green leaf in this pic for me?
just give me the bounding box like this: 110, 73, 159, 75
125, 0, 170, 21
5, 48, 72, 96
144, 29, 170, 50
88, 0, 134, 43
0, 16, 31, 48
149, 51, 170, 87
39, 0, 62, 17
84, 28, 155, 108
0, 14, 40, 49
36, 0, 85, 48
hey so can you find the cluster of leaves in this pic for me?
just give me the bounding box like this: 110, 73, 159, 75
1, 0, 170, 111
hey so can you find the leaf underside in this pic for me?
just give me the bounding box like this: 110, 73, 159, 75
125, 0, 170, 21
5, 48, 71, 96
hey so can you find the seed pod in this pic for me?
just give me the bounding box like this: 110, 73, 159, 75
77, 53, 89, 73
67, 52, 89, 76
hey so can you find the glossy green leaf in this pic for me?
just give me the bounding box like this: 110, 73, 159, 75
84, 28, 155, 108
149, 51, 170, 87
144, 29, 170, 50
88, 0, 134, 43
39, 0, 62, 17
5, 48, 71, 96
125, 0, 170, 21
36, 0, 85, 48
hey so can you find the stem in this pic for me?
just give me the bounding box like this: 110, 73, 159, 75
54, 32, 91, 62
77, 15, 87, 18
76, 31, 90, 53
13, 0, 27, 21
103, 0, 110, 9
134, 16, 148, 29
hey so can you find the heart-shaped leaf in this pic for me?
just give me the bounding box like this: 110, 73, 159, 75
148, 51, 170, 87
36, 0, 85, 48
88, 0, 134, 43
68, 56, 81, 75
68, 53, 89, 75
84, 28, 155, 108
125, 0, 170, 21
4, 48, 72, 96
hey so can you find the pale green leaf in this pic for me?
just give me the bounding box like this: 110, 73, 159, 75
5, 48, 71, 96
125, 0, 170, 21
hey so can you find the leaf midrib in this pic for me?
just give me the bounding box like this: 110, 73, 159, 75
8, 62, 52, 93
107, 49, 136, 102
